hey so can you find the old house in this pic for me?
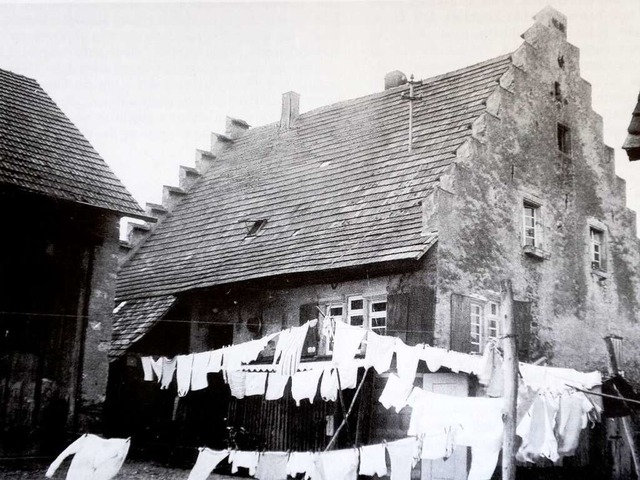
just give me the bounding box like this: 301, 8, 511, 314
0, 68, 145, 456
109, 7, 640, 477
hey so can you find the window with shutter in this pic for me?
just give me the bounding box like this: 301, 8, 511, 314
450, 293, 471, 353
299, 303, 319, 357
513, 300, 532, 360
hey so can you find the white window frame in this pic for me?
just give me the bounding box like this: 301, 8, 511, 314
323, 304, 344, 354
347, 296, 365, 327
523, 202, 539, 247
590, 227, 605, 271
369, 299, 388, 335
487, 302, 500, 341
470, 302, 483, 353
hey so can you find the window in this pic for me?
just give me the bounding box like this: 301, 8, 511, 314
470, 303, 483, 353
590, 227, 605, 270
347, 296, 365, 326
487, 302, 500, 340
369, 300, 387, 335
323, 304, 344, 354
557, 124, 571, 155
245, 219, 267, 237
523, 202, 539, 247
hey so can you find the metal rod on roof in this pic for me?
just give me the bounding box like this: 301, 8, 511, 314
402, 74, 423, 152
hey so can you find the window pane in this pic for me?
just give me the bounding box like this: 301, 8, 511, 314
371, 317, 386, 328
329, 306, 343, 317
350, 315, 364, 326
350, 299, 364, 310
371, 302, 387, 312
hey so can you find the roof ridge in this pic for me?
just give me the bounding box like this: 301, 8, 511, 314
0, 67, 39, 85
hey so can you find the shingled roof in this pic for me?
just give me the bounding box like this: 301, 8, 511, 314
623, 91, 640, 161
0, 68, 144, 218
116, 54, 513, 300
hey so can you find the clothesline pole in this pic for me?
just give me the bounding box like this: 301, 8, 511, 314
604, 336, 640, 477
324, 368, 370, 452
335, 368, 353, 441
501, 279, 518, 480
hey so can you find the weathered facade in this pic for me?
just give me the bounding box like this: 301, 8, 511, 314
0, 68, 144, 456
109, 7, 640, 477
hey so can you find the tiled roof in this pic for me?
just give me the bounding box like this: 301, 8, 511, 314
110, 295, 176, 359
117, 54, 512, 300
0, 68, 144, 217
623, 91, 640, 161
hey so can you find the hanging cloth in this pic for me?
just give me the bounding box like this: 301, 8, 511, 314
245, 372, 268, 397
314, 448, 359, 480
207, 349, 223, 373
160, 357, 177, 390
265, 373, 290, 401
516, 391, 560, 463
176, 354, 195, 397
226, 371, 247, 399
187, 448, 229, 480
191, 352, 211, 392
395, 339, 421, 383
229, 450, 260, 476
320, 368, 338, 402
273, 323, 310, 376
364, 330, 396, 374
287, 451, 318, 480
386, 437, 420, 480
359, 443, 388, 477
255, 451, 289, 480
150, 357, 163, 382
332, 321, 366, 365
378, 374, 413, 412
291, 368, 323, 406
140, 357, 153, 381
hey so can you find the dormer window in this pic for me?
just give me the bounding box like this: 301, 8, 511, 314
245, 219, 267, 237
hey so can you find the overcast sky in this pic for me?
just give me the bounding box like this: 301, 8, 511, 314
1, 1, 638, 222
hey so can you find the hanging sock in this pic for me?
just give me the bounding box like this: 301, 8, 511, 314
386, 437, 420, 480
160, 357, 177, 389
187, 448, 229, 480
227, 371, 247, 399
265, 373, 290, 401
315, 448, 359, 480
359, 443, 388, 477
364, 330, 396, 374
320, 368, 338, 402
140, 357, 153, 381
332, 320, 367, 365
291, 368, 323, 406
191, 352, 211, 391
255, 452, 289, 480
245, 372, 268, 397
176, 354, 195, 397
45, 434, 130, 480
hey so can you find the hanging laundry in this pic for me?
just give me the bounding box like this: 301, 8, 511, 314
255, 451, 289, 480
160, 357, 177, 389
140, 357, 153, 381
516, 391, 560, 463
477, 341, 496, 385
359, 443, 388, 477
245, 372, 268, 397
468, 443, 503, 480
419, 428, 457, 460
442, 350, 483, 375
176, 354, 195, 397
315, 448, 358, 480
364, 330, 396, 374
227, 371, 247, 399
239, 333, 279, 364
45, 434, 130, 480
291, 368, 324, 406
223, 346, 245, 376
187, 448, 229, 480
191, 352, 211, 391
420, 345, 446, 373
287, 451, 318, 480
229, 450, 260, 476
337, 366, 358, 390
265, 373, 290, 401
386, 437, 420, 480
320, 368, 338, 402
207, 349, 223, 373
395, 339, 422, 382
379, 374, 413, 412
555, 391, 595, 457
519, 363, 602, 393
478, 342, 504, 397
273, 322, 310, 376
332, 320, 367, 365
150, 357, 163, 382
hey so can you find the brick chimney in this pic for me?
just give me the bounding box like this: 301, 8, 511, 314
385, 70, 408, 90
280, 91, 300, 131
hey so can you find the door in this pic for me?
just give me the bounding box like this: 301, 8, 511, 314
421, 373, 469, 480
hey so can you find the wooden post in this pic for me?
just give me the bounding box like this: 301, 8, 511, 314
501, 280, 518, 480
604, 336, 640, 477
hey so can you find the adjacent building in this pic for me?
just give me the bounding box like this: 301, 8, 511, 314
0, 68, 145, 455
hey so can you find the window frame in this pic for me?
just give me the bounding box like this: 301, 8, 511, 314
589, 226, 606, 272
557, 123, 571, 156
523, 200, 542, 249
470, 302, 483, 353
369, 299, 388, 336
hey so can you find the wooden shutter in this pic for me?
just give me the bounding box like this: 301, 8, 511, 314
406, 286, 436, 346
299, 303, 319, 357
513, 301, 532, 360
386, 292, 409, 343
450, 293, 471, 353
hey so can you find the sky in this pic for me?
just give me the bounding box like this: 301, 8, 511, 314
0, 1, 638, 223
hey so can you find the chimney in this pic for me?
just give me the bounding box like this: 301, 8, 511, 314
533, 6, 567, 38
385, 70, 408, 90
225, 116, 250, 139
280, 91, 300, 131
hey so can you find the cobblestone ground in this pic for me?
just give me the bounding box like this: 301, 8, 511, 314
0, 459, 238, 479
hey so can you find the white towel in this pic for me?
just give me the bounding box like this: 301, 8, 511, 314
359, 443, 388, 476
245, 372, 268, 396
291, 368, 323, 406
265, 373, 290, 401
332, 320, 366, 365
364, 330, 395, 374
191, 352, 211, 391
